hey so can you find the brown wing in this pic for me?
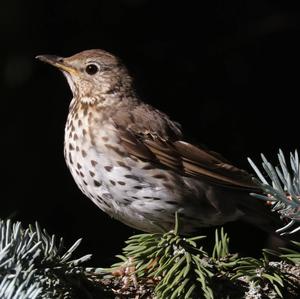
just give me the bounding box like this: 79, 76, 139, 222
112, 102, 257, 190
173, 141, 257, 190
117, 128, 258, 191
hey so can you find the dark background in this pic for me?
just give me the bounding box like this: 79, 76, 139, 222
1, 0, 300, 264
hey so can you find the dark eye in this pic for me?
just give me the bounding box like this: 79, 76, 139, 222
85, 64, 99, 75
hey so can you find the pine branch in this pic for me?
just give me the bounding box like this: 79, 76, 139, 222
1, 217, 299, 298
248, 149, 300, 235
0, 219, 109, 299
102, 216, 300, 298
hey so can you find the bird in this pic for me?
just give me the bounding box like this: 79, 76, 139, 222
36, 49, 278, 235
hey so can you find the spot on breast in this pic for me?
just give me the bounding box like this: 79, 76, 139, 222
88, 192, 95, 199
117, 161, 132, 171
142, 164, 154, 170
104, 166, 113, 172
69, 153, 73, 165
153, 174, 169, 181
94, 180, 102, 187
91, 160, 98, 167
124, 174, 139, 181
166, 201, 179, 206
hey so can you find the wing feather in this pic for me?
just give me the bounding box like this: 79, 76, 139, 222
112, 105, 257, 190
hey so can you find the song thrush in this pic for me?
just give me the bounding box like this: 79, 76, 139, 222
37, 49, 277, 234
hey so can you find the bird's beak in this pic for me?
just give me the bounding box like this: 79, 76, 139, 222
36, 54, 77, 75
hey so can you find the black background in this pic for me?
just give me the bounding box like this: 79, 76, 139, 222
1, 0, 300, 264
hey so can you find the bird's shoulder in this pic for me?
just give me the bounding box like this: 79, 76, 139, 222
112, 102, 182, 140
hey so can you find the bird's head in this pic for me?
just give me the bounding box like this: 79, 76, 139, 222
36, 49, 133, 105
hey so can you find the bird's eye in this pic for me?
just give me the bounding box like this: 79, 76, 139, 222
85, 64, 99, 75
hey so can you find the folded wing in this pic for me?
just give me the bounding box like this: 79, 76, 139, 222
117, 127, 258, 191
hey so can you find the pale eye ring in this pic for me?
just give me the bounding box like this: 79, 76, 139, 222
85, 63, 99, 75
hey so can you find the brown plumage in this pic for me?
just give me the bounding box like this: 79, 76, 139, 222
37, 49, 278, 234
